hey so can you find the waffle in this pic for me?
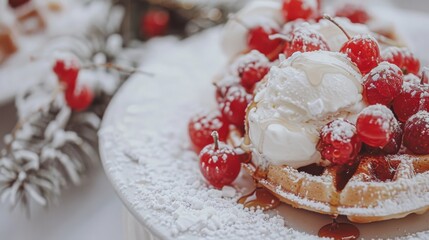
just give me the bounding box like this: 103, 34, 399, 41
242, 153, 429, 223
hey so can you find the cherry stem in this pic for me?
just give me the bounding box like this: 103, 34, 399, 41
323, 14, 351, 40
83, 63, 154, 77
422, 67, 429, 85
211, 131, 219, 150
228, 14, 250, 30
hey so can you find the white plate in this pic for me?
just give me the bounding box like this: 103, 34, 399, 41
99, 10, 429, 240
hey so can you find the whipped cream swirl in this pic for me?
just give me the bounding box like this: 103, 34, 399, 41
247, 51, 365, 168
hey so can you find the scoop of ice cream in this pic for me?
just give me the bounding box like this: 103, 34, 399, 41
247, 51, 365, 168
221, 0, 284, 59
312, 17, 371, 51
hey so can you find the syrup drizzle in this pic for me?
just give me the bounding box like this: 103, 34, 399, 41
318, 218, 360, 240
238, 187, 280, 211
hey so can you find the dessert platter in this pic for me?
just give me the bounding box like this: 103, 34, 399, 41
100, 0, 429, 239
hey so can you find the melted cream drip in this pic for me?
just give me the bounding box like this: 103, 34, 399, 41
247, 51, 364, 168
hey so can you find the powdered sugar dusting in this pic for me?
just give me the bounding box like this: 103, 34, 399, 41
100, 112, 316, 240
321, 119, 356, 143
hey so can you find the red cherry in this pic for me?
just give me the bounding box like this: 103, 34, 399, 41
392, 82, 429, 123
233, 50, 270, 93
403, 111, 429, 155
247, 26, 284, 61
214, 76, 239, 104
317, 119, 362, 166
65, 85, 94, 111
380, 121, 403, 154
362, 62, 403, 106
283, 26, 330, 57
323, 15, 380, 75
199, 131, 241, 189
282, 0, 320, 21
53, 59, 79, 91
239, 66, 269, 93
220, 86, 253, 130
141, 9, 170, 37
335, 3, 370, 24
381, 47, 420, 75
188, 110, 230, 153
356, 104, 398, 148
340, 35, 380, 75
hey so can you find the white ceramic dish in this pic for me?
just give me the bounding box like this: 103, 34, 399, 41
99, 7, 429, 240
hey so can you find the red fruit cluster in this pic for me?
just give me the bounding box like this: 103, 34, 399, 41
317, 119, 361, 166
246, 0, 324, 61
53, 59, 94, 111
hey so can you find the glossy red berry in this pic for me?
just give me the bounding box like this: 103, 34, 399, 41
335, 4, 370, 24
247, 26, 284, 61
356, 104, 397, 148
220, 86, 253, 130
239, 66, 269, 93
403, 111, 429, 154
381, 47, 420, 75
53, 59, 79, 91
380, 121, 403, 154
141, 9, 170, 37
282, 0, 320, 21
65, 85, 94, 111
233, 50, 271, 93
392, 83, 429, 123
317, 119, 361, 166
340, 35, 380, 75
362, 62, 403, 106
283, 26, 330, 57
188, 110, 230, 152
199, 131, 241, 189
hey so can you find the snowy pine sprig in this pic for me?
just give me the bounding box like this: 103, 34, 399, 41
0, 87, 101, 210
